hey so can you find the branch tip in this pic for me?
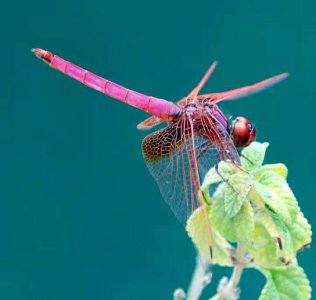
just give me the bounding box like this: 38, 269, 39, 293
173, 288, 186, 300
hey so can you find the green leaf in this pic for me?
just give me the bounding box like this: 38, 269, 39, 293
269, 211, 295, 264
250, 192, 295, 265
224, 174, 252, 218
258, 266, 311, 300
201, 160, 236, 191
186, 207, 233, 266
259, 279, 279, 300
288, 211, 312, 252
241, 142, 269, 172
246, 221, 282, 268
197, 139, 312, 298
254, 171, 299, 225
210, 187, 255, 247
250, 208, 310, 266
255, 163, 288, 179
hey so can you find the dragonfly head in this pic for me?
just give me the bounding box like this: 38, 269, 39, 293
231, 116, 256, 147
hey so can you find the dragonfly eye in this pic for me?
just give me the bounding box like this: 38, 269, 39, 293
248, 123, 254, 132
232, 116, 256, 147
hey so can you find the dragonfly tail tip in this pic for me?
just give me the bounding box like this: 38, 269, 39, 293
31, 48, 43, 57
32, 48, 53, 64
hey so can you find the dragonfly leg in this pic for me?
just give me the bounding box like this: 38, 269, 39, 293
214, 163, 239, 194
202, 189, 211, 206
214, 163, 228, 182
240, 154, 256, 166
198, 191, 214, 260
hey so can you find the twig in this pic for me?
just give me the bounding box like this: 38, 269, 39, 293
209, 244, 245, 300
173, 288, 186, 300
186, 256, 212, 300
173, 256, 212, 300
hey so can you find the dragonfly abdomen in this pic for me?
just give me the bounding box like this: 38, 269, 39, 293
33, 48, 181, 122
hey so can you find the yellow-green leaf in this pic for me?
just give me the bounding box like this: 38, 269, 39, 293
210, 190, 254, 247
201, 160, 236, 191
255, 163, 288, 179
241, 142, 269, 172
254, 171, 299, 225
186, 207, 233, 266
288, 211, 312, 252
269, 211, 295, 263
224, 174, 252, 218
258, 266, 311, 300
246, 221, 283, 268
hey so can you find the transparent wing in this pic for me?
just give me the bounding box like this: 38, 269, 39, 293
137, 71, 288, 130
142, 114, 240, 224
137, 115, 164, 130
137, 61, 218, 131
187, 61, 218, 100
199, 73, 289, 103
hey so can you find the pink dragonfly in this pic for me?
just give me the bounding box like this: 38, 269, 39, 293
33, 48, 288, 257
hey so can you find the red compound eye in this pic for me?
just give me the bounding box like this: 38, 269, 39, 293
232, 116, 256, 147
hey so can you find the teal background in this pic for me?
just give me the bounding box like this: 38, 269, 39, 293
1, 0, 315, 299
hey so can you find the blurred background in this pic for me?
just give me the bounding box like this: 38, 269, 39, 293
1, 0, 315, 299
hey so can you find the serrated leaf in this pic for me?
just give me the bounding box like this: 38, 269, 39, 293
246, 221, 278, 267
255, 163, 288, 180
186, 207, 233, 266
253, 198, 280, 243
251, 192, 295, 265
198, 139, 311, 296
201, 160, 236, 191
254, 171, 299, 225
224, 174, 252, 218
241, 142, 269, 172
259, 279, 279, 300
210, 189, 254, 247
288, 211, 312, 252
247, 187, 295, 267
258, 266, 311, 300
270, 211, 295, 263
252, 207, 309, 266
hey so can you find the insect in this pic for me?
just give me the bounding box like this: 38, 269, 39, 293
33, 48, 288, 257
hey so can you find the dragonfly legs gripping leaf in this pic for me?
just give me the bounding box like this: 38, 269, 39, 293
214, 163, 239, 194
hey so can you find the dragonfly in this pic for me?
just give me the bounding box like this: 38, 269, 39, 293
33, 48, 288, 258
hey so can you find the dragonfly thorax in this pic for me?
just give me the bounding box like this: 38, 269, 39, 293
165, 98, 221, 128
181, 101, 220, 123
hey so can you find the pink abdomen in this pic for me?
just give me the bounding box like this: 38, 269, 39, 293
46, 52, 181, 121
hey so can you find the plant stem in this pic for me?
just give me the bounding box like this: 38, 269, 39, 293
186, 256, 212, 300
210, 244, 245, 300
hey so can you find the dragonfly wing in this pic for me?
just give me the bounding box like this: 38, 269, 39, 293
142, 115, 239, 224
137, 115, 163, 130
199, 73, 289, 103
187, 61, 218, 99
138, 61, 218, 130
